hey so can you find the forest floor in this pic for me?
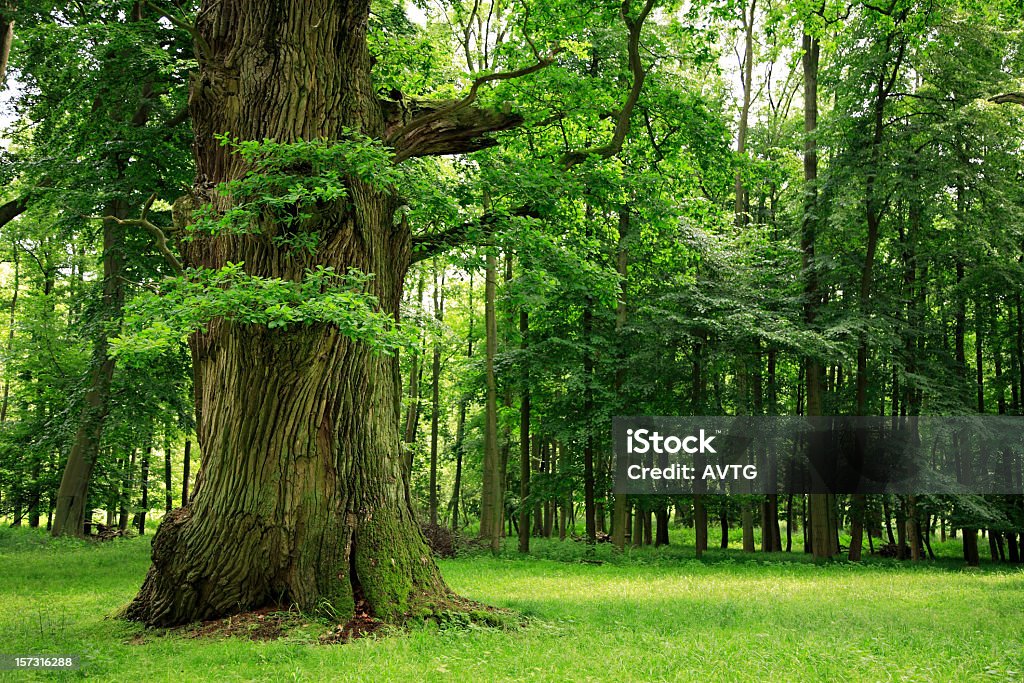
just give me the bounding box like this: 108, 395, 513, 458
1, 526, 1022, 682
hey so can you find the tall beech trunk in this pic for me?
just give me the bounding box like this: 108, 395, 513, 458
801, 29, 833, 560
126, 0, 518, 626
448, 271, 472, 532
428, 263, 444, 527
53, 3, 160, 536
518, 309, 530, 553
734, 1, 757, 563
0, 240, 17, 425
52, 204, 126, 536
582, 294, 597, 544
403, 272, 424, 450
480, 251, 503, 551
119, 449, 134, 532
611, 207, 630, 550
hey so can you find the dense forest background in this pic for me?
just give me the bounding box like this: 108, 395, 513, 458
0, 0, 1022, 575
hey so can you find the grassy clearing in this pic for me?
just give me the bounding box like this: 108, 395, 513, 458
1, 527, 1021, 682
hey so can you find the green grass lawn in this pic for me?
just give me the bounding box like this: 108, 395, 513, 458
1, 526, 1022, 682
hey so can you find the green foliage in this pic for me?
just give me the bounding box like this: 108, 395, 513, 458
111, 264, 411, 361
187, 135, 404, 252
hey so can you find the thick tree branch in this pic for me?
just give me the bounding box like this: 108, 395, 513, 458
385, 49, 561, 163
0, 178, 54, 230
0, 14, 13, 89
384, 98, 525, 163
411, 0, 657, 260
410, 205, 539, 264
557, 0, 655, 168
0, 194, 27, 228
990, 92, 1024, 106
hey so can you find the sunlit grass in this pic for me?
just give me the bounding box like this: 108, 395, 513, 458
1, 526, 1021, 682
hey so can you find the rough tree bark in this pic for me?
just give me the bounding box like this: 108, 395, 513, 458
125, 0, 526, 626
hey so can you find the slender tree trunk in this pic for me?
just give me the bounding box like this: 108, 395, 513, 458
801, 28, 833, 560
164, 437, 173, 513
481, 251, 502, 551
135, 445, 150, 535
694, 496, 708, 557
850, 36, 904, 562
119, 449, 134, 532
448, 270, 472, 532
734, 0, 756, 231
582, 299, 597, 544
0, 13, 13, 87
181, 439, 191, 507
28, 456, 41, 528
883, 496, 895, 545
631, 501, 643, 549
895, 498, 907, 559
785, 493, 793, 552
849, 493, 866, 561
994, 316, 1006, 416
907, 495, 921, 561
559, 444, 569, 541
428, 262, 444, 527
976, 299, 984, 414
0, 240, 18, 425
499, 255, 514, 540
52, 203, 126, 536
1015, 293, 1024, 415
741, 504, 754, 553
518, 309, 530, 554
52, 2, 163, 535
403, 272, 424, 449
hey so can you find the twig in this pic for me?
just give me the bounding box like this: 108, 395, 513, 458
142, 0, 212, 61
85, 194, 183, 274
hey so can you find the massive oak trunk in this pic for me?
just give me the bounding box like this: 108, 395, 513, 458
126, 0, 513, 626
